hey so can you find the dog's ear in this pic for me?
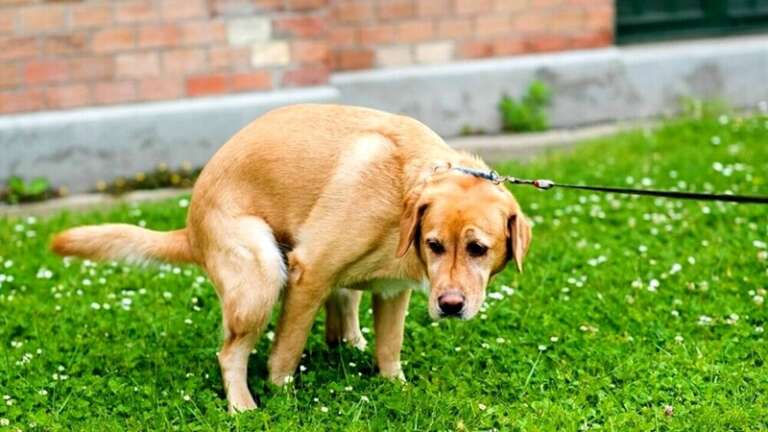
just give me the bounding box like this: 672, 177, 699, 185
396, 191, 429, 258
506, 212, 532, 272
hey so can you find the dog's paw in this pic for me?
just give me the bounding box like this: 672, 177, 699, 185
228, 397, 258, 414
379, 363, 406, 382
269, 373, 295, 387
345, 334, 368, 351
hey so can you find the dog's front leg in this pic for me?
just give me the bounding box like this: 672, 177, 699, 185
268, 262, 331, 385
373, 288, 412, 381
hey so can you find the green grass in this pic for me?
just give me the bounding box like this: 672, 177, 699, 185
1, 113, 767, 431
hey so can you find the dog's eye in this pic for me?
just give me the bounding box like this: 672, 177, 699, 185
466, 241, 488, 257
426, 239, 445, 255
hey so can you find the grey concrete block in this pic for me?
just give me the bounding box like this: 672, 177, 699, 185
0, 86, 339, 193
332, 35, 768, 136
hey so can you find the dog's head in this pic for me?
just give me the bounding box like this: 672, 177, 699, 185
396, 166, 531, 320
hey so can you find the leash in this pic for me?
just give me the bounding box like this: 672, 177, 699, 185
451, 167, 768, 204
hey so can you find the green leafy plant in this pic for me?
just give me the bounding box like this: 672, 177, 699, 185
98, 162, 202, 195
498, 80, 552, 133
0, 176, 54, 204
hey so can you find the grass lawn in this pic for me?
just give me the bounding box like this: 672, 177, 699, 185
1, 111, 767, 431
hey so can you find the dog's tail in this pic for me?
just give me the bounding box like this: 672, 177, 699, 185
51, 224, 196, 265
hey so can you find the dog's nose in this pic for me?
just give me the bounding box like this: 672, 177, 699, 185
438, 292, 465, 317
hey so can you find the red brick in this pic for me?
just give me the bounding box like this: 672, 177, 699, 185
285, 0, 327, 11
161, 0, 207, 20
493, 37, 526, 55
570, 29, 612, 49
333, 1, 374, 23
0, 63, 19, 89
416, 0, 450, 16
549, 8, 585, 32
162, 48, 207, 74
0, 37, 38, 61
180, 21, 227, 45
585, 5, 614, 31
115, 52, 160, 78
45, 83, 91, 109
291, 40, 329, 65
252, 0, 284, 11
328, 27, 358, 47
494, 0, 527, 11
186, 73, 227, 96
359, 24, 397, 45
92, 81, 137, 105
138, 24, 182, 48
20, 6, 65, 33
138, 76, 184, 100
208, 46, 251, 71
0, 10, 16, 34
115, 0, 158, 23
44, 34, 88, 56
475, 15, 511, 37
332, 49, 374, 70
24, 60, 69, 84
70, 56, 114, 81
397, 20, 434, 42
283, 66, 329, 87
457, 41, 493, 59
437, 18, 473, 38
526, 35, 571, 52
0, 89, 45, 114
532, 0, 564, 7
231, 71, 272, 91
511, 12, 550, 33
274, 16, 327, 38
92, 28, 136, 53
377, 0, 414, 20
455, 0, 492, 14
71, 4, 112, 29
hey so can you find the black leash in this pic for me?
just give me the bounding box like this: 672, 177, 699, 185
451, 166, 768, 204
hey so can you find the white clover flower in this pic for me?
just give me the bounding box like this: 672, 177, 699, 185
0, 418, 8, 426
753, 295, 764, 306
670, 263, 682, 274
674, 335, 684, 343
320, 406, 329, 413
178, 199, 190, 208
697, 315, 713, 326
361, 396, 369, 402
495, 337, 505, 344
266, 331, 275, 341
478, 403, 487, 411
299, 365, 307, 372
487, 292, 504, 300
538, 345, 547, 352
344, 386, 352, 391
648, 279, 660, 292
90, 303, 101, 310
756, 326, 764, 334
184, 318, 193, 325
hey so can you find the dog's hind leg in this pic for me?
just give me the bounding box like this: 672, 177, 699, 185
204, 216, 286, 413
325, 288, 366, 351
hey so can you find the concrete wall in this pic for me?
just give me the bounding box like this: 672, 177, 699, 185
1, 35, 767, 193
334, 35, 768, 136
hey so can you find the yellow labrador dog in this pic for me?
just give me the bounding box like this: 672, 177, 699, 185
51, 104, 531, 412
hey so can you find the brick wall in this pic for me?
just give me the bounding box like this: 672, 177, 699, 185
0, 0, 613, 115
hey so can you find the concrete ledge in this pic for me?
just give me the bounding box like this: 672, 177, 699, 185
0, 86, 339, 193
333, 35, 768, 136
0, 122, 634, 218
2, 35, 767, 194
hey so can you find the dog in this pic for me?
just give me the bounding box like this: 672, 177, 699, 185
51, 104, 532, 412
